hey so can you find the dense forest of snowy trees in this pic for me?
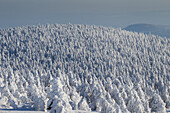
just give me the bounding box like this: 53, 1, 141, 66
0, 24, 169, 113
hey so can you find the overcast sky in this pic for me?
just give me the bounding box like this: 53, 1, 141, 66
0, 0, 170, 28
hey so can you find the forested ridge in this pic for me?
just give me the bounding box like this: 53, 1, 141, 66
0, 24, 169, 113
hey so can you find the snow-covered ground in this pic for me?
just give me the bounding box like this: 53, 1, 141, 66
0, 24, 169, 113
0, 110, 98, 113
0, 110, 48, 113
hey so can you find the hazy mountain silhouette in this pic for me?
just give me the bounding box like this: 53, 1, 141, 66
124, 24, 170, 38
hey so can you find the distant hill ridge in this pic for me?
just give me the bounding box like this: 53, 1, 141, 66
124, 23, 170, 38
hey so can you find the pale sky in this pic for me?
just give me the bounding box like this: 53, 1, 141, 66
0, 0, 170, 28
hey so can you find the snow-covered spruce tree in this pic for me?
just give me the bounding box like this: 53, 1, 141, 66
149, 93, 166, 112
0, 24, 169, 112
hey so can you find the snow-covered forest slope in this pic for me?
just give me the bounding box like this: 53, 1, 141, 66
0, 24, 169, 113
124, 24, 170, 38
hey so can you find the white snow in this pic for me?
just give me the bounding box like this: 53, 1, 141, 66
0, 110, 98, 113
0, 24, 169, 113
0, 110, 48, 113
